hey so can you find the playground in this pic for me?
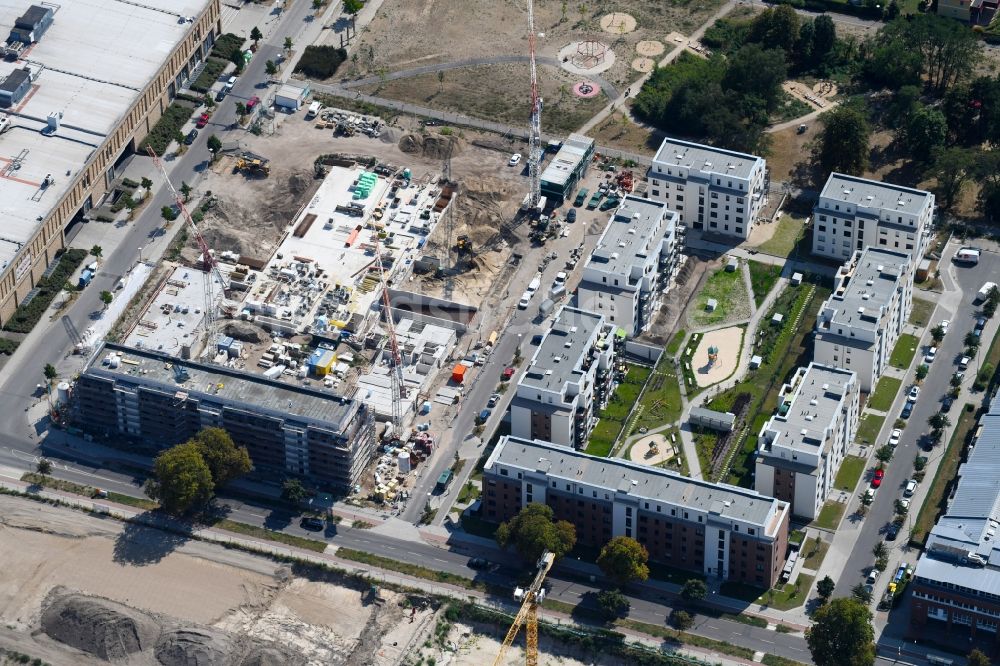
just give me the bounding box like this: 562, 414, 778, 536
628, 433, 678, 466
692, 326, 743, 387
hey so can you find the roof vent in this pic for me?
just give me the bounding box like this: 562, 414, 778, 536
570, 326, 578, 333
866, 280, 874, 286
877, 265, 885, 272
897, 200, 906, 206
858, 306, 865, 314
800, 428, 808, 436
628, 228, 637, 234
866, 195, 873, 201
805, 415, 814, 421
545, 369, 553, 375
822, 383, 829, 390
809, 398, 818, 406
46, 110, 61, 132
842, 189, 851, 195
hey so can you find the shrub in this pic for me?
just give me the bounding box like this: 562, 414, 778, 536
211, 33, 245, 61
139, 103, 197, 155
190, 57, 228, 93
293, 46, 348, 79
3, 249, 88, 333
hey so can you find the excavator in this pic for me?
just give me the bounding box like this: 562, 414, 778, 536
233, 154, 270, 177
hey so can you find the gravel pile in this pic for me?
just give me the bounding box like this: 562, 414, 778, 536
154, 628, 232, 666
41, 589, 160, 661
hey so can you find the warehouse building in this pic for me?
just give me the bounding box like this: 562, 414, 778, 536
509, 306, 621, 450
812, 173, 934, 264
755, 363, 860, 521
646, 137, 767, 241
576, 196, 678, 337
75, 342, 376, 493
539, 133, 595, 207
483, 437, 790, 588
910, 394, 1000, 646
0, 0, 222, 326
813, 247, 913, 392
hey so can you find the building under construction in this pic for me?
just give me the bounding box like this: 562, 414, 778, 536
75, 342, 376, 493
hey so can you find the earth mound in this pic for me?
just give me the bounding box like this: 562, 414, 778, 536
41, 589, 161, 661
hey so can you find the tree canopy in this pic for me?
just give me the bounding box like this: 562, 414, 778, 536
817, 104, 871, 177
495, 503, 576, 562
150, 442, 214, 514
191, 427, 252, 489
597, 536, 650, 586
807, 597, 876, 666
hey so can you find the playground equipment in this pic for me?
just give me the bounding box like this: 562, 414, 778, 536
707, 345, 719, 369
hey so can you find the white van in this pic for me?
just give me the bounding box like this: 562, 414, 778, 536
956, 247, 981, 265
517, 291, 532, 309
306, 101, 322, 119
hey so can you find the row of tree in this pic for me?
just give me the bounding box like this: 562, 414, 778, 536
146, 428, 252, 514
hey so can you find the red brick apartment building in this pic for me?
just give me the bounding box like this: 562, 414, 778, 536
483, 436, 791, 588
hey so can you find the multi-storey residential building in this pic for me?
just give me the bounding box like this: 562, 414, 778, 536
509, 306, 620, 450
646, 137, 767, 240
483, 437, 791, 587
812, 173, 934, 264
910, 394, 1000, 645
540, 133, 595, 207
755, 363, 860, 521
813, 247, 913, 392
576, 196, 679, 337
75, 343, 375, 493
0, 0, 223, 325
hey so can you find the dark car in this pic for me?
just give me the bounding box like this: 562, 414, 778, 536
421, 119, 440, 127
566, 208, 577, 223
886, 523, 899, 541
942, 396, 954, 411
531, 334, 543, 346
300, 517, 324, 531
468, 557, 490, 570
184, 129, 198, 145
901, 402, 913, 419
215, 89, 226, 102
478, 408, 492, 422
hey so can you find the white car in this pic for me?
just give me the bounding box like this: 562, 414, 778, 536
508, 153, 522, 166
866, 569, 880, 585
904, 479, 917, 497
908, 385, 919, 403
925, 347, 937, 363
899, 498, 911, 512
939, 320, 950, 334
554, 271, 567, 284
889, 429, 901, 447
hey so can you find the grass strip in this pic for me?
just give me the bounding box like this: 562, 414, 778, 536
748, 260, 782, 308
666, 328, 686, 356
762, 654, 809, 666
834, 454, 867, 493
815, 501, 846, 530
212, 519, 328, 553
617, 618, 756, 660
889, 334, 920, 370
868, 376, 902, 412
21, 472, 158, 510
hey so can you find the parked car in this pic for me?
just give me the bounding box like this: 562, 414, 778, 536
478, 408, 492, 422
184, 128, 198, 145
508, 153, 522, 166
246, 95, 260, 112
960, 356, 971, 370
866, 569, 880, 585
215, 88, 227, 102
925, 347, 938, 363
940, 319, 950, 334
899, 498, 911, 512
872, 468, 885, 488
942, 395, 954, 411
888, 429, 901, 447
904, 479, 917, 497
195, 112, 210, 128
908, 385, 920, 403
901, 402, 913, 419
886, 523, 900, 541
487, 393, 501, 408
468, 557, 491, 570
502, 367, 515, 381
300, 517, 324, 531
566, 208, 577, 223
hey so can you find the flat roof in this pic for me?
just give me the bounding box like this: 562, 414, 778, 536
917, 394, 1000, 591
651, 137, 763, 181
761, 363, 856, 453
586, 195, 671, 281
121, 265, 218, 354
0, 0, 211, 270
519, 306, 606, 393
822, 247, 910, 333
489, 437, 785, 530
87, 341, 360, 427
819, 173, 933, 216
540, 133, 593, 188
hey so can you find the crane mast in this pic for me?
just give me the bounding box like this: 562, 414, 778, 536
526, 0, 542, 210
493, 551, 554, 666
146, 147, 227, 332
372, 230, 406, 430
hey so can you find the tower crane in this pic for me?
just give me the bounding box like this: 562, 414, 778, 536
493, 551, 554, 666
371, 229, 406, 430
525, 0, 543, 211
146, 147, 228, 333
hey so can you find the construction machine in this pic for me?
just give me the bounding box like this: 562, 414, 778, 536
455, 234, 473, 254
234, 157, 270, 177
493, 551, 554, 666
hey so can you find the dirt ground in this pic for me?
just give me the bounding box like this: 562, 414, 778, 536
345, 0, 727, 92
0, 493, 434, 665
766, 121, 821, 183
692, 325, 743, 387
361, 63, 608, 135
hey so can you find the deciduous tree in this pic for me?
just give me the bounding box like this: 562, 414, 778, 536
495, 503, 576, 562
192, 427, 252, 489
968, 648, 992, 666
680, 579, 708, 604
902, 105, 947, 164
808, 597, 875, 666
149, 442, 214, 514
282, 478, 307, 505
597, 536, 650, 586
596, 589, 629, 619
817, 105, 871, 177
816, 575, 835, 600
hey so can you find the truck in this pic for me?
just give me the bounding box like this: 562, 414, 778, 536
955, 247, 981, 265
435, 469, 453, 493
527, 275, 542, 294
976, 281, 998, 304
305, 101, 322, 119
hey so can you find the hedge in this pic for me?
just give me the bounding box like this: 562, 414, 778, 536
138, 102, 197, 155
190, 57, 228, 94
3, 249, 88, 333
293, 46, 348, 80
211, 33, 244, 61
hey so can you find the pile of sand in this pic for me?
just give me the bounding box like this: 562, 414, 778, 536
41, 590, 161, 661
224, 321, 267, 343
154, 628, 233, 666
398, 133, 464, 159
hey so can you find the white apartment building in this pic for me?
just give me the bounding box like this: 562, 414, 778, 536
755, 363, 860, 521
814, 247, 914, 393
509, 306, 619, 450
576, 196, 679, 337
646, 137, 767, 240
812, 173, 935, 263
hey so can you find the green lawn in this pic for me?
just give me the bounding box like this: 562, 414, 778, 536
720, 575, 815, 610
753, 214, 805, 258
815, 501, 846, 530
801, 538, 829, 571
889, 334, 920, 370
691, 266, 751, 327
633, 365, 684, 433
586, 365, 652, 456
835, 455, 868, 492
666, 328, 686, 356
748, 260, 782, 308
909, 297, 936, 327
868, 376, 903, 412
856, 413, 885, 446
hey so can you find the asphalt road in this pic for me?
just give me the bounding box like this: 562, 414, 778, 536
833, 248, 1000, 599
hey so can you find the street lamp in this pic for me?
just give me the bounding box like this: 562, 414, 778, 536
137, 246, 144, 264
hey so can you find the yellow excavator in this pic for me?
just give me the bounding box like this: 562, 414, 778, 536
234, 156, 270, 177
493, 551, 554, 666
